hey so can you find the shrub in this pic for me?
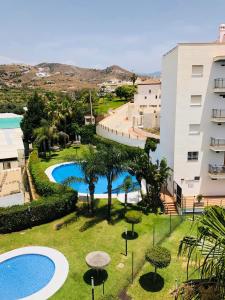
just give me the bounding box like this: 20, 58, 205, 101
29, 150, 62, 196
0, 191, 77, 233
80, 124, 96, 144
145, 246, 171, 273
125, 211, 142, 236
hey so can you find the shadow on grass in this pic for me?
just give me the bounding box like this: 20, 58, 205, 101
83, 269, 108, 286
139, 272, 164, 292
121, 231, 138, 240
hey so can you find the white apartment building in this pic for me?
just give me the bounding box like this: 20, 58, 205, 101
153, 25, 225, 204
127, 79, 161, 129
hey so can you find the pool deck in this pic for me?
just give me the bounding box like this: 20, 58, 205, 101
45, 162, 142, 204
0, 246, 69, 300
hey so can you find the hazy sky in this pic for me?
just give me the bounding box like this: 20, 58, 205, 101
0, 0, 225, 72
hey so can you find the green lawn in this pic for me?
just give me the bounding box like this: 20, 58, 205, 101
0, 199, 188, 300
94, 97, 127, 115
127, 219, 197, 299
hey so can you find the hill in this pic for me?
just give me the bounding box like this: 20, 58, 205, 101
0, 63, 134, 92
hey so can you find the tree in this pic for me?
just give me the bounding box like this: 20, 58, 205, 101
21, 92, 47, 142
115, 85, 136, 101
121, 176, 133, 209
125, 210, 142, 236
97, 144, 127, 220
146, 246, 171, 276
130, 73, 138, 85
63, 146, 99, 214
33, 120, 58, 157
144, 137, 158, 158
178, 206, 225, 299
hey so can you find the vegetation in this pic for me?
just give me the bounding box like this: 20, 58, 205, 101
115, 85, 137, 101
145, 246, 171, 274
0, 200, 185, 299
130, 73, 138, 85
178, 206, 225, 299
0, 191, 77, 233
120, 176, 133, 209
125, 210, 142, 236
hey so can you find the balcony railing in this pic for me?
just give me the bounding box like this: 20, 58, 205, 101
210, 138, 225, 146
212, 109, 225, 119
214, 78, 225, 89
209, 164, 225, 175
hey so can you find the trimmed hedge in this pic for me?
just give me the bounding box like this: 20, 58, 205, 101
0, 191, 77, 233
29, 150, 61, 196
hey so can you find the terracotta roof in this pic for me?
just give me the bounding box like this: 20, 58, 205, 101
137, 78, 161, 85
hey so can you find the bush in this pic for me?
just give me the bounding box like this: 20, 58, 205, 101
0, 191, 77, 233
29, 150, 62, 196
145, 246, 171, 271
80, 124, 96, 144
125, 210, 142, 224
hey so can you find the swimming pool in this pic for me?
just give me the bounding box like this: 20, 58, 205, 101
0, 246, 69, 300
46, 162, 138, 196
0, 117, 22, 129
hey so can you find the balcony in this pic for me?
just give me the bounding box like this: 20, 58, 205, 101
211, 109, 225, 123
214, 78, 225, 94
209, 164, 225, 179
210, 138, 225, 151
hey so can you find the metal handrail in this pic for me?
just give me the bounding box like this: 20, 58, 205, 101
212, 109, 225, 118
210, 137, 225, 146
215, 78, 225, 88
209, 164, 225, 174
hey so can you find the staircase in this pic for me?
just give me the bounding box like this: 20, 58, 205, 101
161, 192, 178, 215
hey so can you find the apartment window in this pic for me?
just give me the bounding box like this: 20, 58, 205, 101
194, 176, 200, 180
149, 89, 151, 94
3, 161, 11, 170
189, 124, 200, 135
187, 151, 199, 161
192, 65, 203, 77
190, 95, 202, 106
155, 95, 158, 99
144, 96, 147, 99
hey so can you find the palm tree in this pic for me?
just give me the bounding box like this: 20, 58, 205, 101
178, 206, 225, 299
97, 145, 127, 220
63, 146, 99, 214
116, 176, 133, 209
130, 73, 138, 85
33, 120, 58, 157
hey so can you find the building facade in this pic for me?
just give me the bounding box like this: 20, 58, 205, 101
153, 25, 225, 201
127, 79, 161, 129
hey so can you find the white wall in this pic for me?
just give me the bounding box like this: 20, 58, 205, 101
96, 124, 146, 148
0, 193, 24, 207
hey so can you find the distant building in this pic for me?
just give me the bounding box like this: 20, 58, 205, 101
127, 79, 161, 129
152, 24, 225, 205
0, 113, 25, 207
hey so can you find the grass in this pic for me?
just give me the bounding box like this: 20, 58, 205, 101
127, 219, 197, 299
0, 199, 187, 300
94, 97, 127, 115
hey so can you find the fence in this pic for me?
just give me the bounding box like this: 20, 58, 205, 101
96, 124, 146, 148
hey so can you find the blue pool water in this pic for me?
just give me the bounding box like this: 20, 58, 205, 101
52, 163, 138, 194
0, 254, 55, 300
0, 117, 22, 129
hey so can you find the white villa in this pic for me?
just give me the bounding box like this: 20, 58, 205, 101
127, 79, 161, 129
0, 113, 25, 207
152, 25, 225, 208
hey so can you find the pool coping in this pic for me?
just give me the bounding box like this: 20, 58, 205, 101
45, 162, 141, 202
0, 246, 69, 300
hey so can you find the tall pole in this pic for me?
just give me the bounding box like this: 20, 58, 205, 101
89, 90, 93, 124
132, 251, 134, 283
125, 228, 128, 256
91, 276, 95, 300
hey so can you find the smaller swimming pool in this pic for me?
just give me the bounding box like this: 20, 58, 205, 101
0, 246, 69, 300
0, 116, 22, 129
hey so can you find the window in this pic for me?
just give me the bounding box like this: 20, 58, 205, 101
155, 95, 158, 99
192, 65, 203, 77
189, 124, 200, 135
194, 176, 200, 180
3, 161, 11, 170
187, 151, 199, 161
144, 96, 147, 99
149, 89, 151, 94
190, 95, 202, 106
